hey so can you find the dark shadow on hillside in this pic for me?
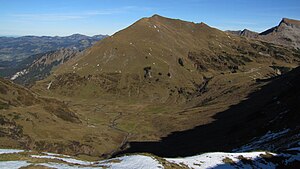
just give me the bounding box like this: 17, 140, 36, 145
114, 67, 300, 158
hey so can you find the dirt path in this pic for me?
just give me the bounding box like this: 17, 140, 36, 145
107, 112, 132, 157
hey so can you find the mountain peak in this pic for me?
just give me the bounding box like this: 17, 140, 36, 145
67, 33, 88, 38
240, 29, 259, 38
280, 18, 300, 27
147, 14, 176, 22
242, 29, 251, 32
151, 14, 163, 18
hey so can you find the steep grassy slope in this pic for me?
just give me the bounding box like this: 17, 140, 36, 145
0, 78, 126, 157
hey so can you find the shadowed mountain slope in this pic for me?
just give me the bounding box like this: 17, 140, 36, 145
117, 66, 300, 157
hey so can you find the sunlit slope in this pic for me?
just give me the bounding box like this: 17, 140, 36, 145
34, 15, 299, 103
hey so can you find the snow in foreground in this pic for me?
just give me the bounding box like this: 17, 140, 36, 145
0, 146, 299, 169
0, 149, 24, 154
0, 151, 163, 169
100, 155, 164, 169
165, 152, 276, 169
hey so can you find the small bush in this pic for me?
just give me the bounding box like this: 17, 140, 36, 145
222, 157, 235, 164
0, 102, 9, 109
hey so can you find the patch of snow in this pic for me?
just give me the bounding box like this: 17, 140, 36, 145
0, 149, 24, 154
10, 69, 28, 80
100, 155, 163, 169
287, 147, 300, 151
38, 162, 97, 169
165, 152, 276, 169
47, 81, 53, 90
31, 155, 93, 165
1, 148, 300, 169
276, 147, 300, 165
259, 52, 270, 57
244, 68, 259, 74
154, 25, 157, 29
233, 129, 290, 152
0, 161, 30, 169
42, 152, 71, 158
249, 76, 256, 80
283, 152, 300, 164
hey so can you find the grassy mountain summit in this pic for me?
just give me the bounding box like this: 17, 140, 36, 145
35, 15, 299, 102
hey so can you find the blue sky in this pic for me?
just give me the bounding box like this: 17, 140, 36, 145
0, 0, 299, 36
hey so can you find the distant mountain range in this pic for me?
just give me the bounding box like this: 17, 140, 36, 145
227, 18, 300, 49
226, 29, 259, 38
10, 48, 82, 86
0, 34, 108, 61
0, 34, 108, 85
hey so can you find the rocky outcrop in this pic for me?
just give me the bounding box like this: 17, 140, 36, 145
259, 18, 300, 49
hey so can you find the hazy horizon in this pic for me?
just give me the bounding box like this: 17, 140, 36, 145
1, 0, 300, 36
0, 33, 108, 37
